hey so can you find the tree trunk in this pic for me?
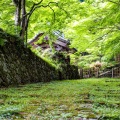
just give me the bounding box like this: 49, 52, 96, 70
13, 0, 21, 34
13, 0, 27, 41
20, 0, 27, 40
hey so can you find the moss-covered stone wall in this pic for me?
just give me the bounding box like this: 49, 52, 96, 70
0, 29, 79, 87
0, 41, 60, 86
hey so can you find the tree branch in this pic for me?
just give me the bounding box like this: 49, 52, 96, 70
27, 1, 69, 25
25, 2, 57, 32
107, 0, 120, 5
86, 29, 113, 51
25, 1, 69, 42
24, 0, 43, 42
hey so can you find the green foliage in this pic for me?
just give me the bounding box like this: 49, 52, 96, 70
25, 0, 74, 39
0, 0, 15, 34
0, 0, 75, 39
0, 39, 5, 46
31, 47, 59, 69
62, 0, 120, 67
0, 0, 119, 67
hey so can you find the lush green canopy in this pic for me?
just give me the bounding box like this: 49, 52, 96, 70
0, 0, 120, 67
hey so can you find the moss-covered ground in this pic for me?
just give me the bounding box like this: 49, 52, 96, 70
0, 78, 120, 120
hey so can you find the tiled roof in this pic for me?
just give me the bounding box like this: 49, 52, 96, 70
28, 33, 44, 44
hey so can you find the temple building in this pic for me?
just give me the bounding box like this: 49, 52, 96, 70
28, 32, 77, 64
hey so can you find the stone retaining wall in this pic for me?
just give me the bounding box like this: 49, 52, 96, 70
0, 30, 79, 87
0, 41, 59, 86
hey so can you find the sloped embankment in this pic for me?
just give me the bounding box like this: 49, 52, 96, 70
0, 30, 59, 86
0, 30, 79, 87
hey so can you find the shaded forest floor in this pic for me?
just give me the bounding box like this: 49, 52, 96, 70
0, 78, 120, 120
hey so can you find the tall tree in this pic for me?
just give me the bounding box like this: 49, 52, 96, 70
64, 0, 120, 63
10, 0, 72, 44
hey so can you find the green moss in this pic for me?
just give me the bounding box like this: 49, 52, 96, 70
0, 78, 120, 119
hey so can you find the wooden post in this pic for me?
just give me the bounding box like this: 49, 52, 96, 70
89, 69, 91, 78
112, 68, 114, 78
59, 71, 62, 80
80, 68, 83, 79
97, 68, 99, 78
